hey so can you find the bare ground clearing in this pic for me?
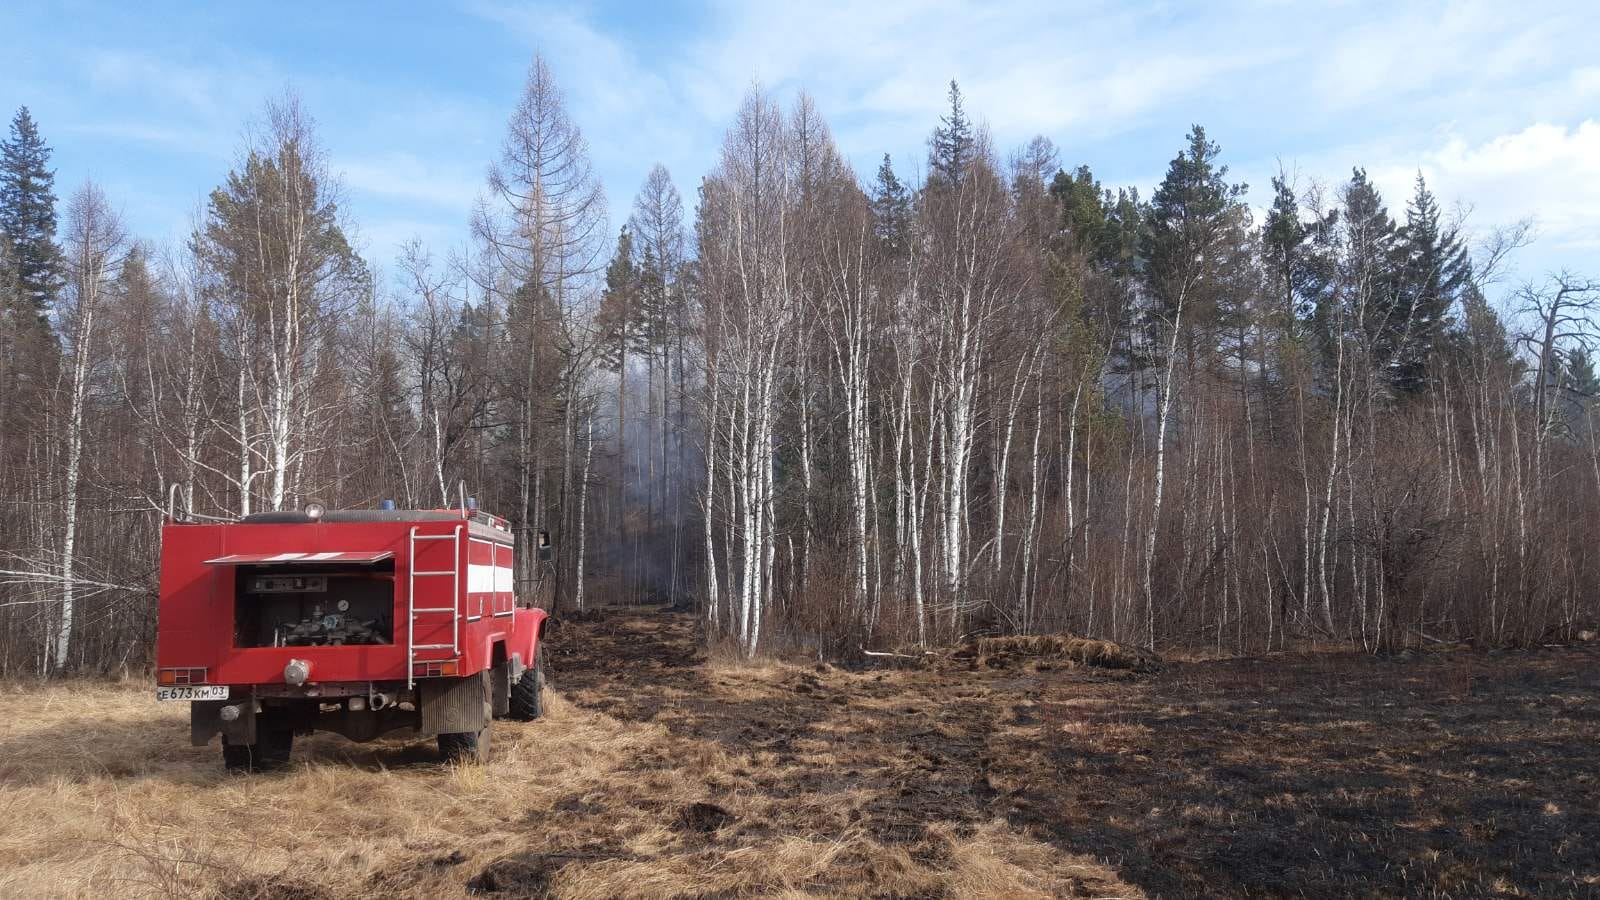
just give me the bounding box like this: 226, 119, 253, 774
1, 609, 1596, 898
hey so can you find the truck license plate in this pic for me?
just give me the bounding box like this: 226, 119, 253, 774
156, 685, 229, 702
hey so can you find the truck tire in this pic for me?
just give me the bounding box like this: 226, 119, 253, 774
222, 727, 293, 773
507, 643, 545, 721
438, 725, 491, 763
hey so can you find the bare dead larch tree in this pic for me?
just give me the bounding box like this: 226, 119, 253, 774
474, 53, 606, 608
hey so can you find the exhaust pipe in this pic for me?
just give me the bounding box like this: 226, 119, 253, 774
370, 692, 392, 711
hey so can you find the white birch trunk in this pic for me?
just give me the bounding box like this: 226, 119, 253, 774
575, 409, 594, 610
1143, 285, 1188, 650
702, 351, 721, 628
56, 185, 122, 672
56, 294, 95, 672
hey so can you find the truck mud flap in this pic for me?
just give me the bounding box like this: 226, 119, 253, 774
490, 662, 511, 718
419, 671, 491, 736
191, 698, 253, 746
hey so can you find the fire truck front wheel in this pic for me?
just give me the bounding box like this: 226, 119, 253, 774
221, 727, 293, 773
508, 642, 546, 721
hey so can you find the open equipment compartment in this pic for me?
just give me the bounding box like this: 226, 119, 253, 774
230, 558, 398, 648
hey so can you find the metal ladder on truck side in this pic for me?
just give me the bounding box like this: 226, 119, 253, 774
407, 525, 462, 689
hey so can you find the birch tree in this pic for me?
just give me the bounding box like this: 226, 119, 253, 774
920, 136, 1024, 631
696, 86, 793, 656
197, 93, 364, 514
54, 181, 125, 671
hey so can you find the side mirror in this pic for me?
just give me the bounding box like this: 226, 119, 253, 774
537, 530, 553, 561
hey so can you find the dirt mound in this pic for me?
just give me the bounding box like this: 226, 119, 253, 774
466, 853, 566, 897
674, 801, 737, 833
964, 633, 1162, 672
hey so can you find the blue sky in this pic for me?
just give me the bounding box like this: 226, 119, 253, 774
2, 0, 1596, 295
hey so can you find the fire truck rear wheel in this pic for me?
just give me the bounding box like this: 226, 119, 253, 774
221, 727, 293, 773
507, 643, 545, 721
437, 726, 490, 763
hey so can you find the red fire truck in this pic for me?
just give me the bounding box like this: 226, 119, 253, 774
156, 498, 549, 771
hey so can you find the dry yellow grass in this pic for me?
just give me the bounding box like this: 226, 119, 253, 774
968, 634, 1161, 673
0, 672, 1137, 899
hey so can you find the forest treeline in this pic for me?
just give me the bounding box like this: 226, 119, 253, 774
2, 57, 1596, 675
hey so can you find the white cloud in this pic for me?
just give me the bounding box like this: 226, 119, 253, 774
1242, 119, 1600, 290
1370, 120, 1600, 257
82, 51, 223, 115
63, 119, 229, 156
336, 153, 482, 212
685, 0, 1249, 141
79, 48, 278, 125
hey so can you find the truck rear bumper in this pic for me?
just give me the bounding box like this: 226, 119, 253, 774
189, 681, 419, 747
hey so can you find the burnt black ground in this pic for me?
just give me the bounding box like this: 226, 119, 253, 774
552, 609, 1600, 898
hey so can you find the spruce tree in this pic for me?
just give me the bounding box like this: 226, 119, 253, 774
595, 226, 641, 374
927, 80, 973, 187
0, 107, 60, 321
1335, 168, 1402, 378
870, 154, 912, 259
1567, 347, 1600, 397
1392, 173, 1470, 392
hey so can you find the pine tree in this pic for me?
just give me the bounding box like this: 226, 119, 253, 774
1050, 165, 1108, 259
1262, 176, 1307, 332
1140, 125, 1248, 352
1100, 187, 1148, 279
0, 107, 61, 321
927, 80, 973, 187
1447, 281, 1518, 380
1262, 175, 1338, 343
